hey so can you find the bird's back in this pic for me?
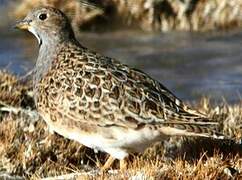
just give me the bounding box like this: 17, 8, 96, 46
34, 41, 221, 140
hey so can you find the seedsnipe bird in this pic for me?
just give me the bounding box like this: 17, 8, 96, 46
15, 6, 223, 170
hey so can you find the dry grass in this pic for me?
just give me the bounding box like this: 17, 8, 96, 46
0, 70, 32, 107
0, 71, 242, 179
9, 0, 242, 32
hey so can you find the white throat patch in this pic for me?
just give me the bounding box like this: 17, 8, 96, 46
28, 27, 41, 45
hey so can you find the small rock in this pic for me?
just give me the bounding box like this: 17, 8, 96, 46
0, 173, 24, 180
223, 166, 238, 177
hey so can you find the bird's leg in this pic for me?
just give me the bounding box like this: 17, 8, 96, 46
101, 156, 115, 171
120, 158, 128, 171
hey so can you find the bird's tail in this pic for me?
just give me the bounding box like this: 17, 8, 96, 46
159, 120, 224, 139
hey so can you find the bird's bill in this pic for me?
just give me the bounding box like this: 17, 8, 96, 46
15, 20, 31, 30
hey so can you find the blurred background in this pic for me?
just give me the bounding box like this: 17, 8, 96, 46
1, 0, 242, 103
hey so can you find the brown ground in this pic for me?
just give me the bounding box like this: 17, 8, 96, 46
10, 0, 242, 32
0, 71, 241, 179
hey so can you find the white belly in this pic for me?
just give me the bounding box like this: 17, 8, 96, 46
55, 126, 166, 160
41, 113, 166, 160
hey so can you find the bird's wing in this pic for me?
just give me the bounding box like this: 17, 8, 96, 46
43, 46, 218, 135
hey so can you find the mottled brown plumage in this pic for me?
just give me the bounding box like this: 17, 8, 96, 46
16, 6, 223, 170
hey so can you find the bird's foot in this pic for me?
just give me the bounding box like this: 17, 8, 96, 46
120, 158, 128, 171
101, 156, 115, 171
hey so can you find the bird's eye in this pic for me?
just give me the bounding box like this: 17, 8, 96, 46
38, 13, 47, 21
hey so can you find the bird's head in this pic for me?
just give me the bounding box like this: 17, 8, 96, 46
15, 6, 75, 45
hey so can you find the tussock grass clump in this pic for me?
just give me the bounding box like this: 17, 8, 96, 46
0, 71, 242, 179
0, 70, 32, 107
11, 0, 242, 32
